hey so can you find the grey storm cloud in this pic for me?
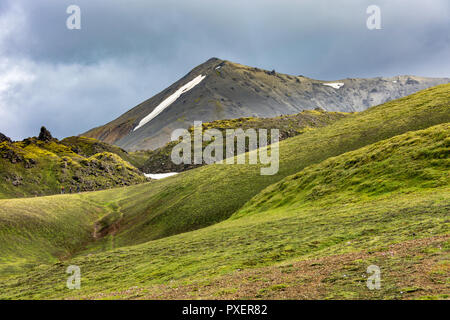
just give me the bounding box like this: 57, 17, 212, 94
0, 0, 449, 140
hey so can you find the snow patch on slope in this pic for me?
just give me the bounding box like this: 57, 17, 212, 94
133, 74, 206, 131
323, 82, 345, 89
144, 172, 178, 180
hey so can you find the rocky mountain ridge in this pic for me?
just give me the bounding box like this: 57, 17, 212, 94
83, 58, 450, 150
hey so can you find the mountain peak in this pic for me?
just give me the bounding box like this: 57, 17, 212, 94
82, 60, 450, 151
206, 57, 221, 62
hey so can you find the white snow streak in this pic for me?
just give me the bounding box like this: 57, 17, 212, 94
144, 172, 179, 180
133, 74, 206, 131
322, 82, 345, 89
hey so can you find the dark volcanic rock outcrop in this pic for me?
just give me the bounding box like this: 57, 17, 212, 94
38, 127, 53, 142
0, 133, 12, 143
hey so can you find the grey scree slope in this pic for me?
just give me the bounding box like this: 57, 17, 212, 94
82, 58, 450, 151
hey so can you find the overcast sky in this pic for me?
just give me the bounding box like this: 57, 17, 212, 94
0, 0, 449, 140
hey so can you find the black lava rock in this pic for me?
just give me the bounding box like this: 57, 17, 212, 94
38, 126, 53, 142
0, 133, 12, 143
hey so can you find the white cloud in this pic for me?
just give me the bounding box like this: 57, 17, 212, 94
0, 2, 26, 54
0, 58, 36, 138
0, 56, 177, 140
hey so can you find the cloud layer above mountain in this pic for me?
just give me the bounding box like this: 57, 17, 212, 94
1, 0, 449, 140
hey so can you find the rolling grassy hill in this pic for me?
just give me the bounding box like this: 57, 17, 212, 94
1, 123, 448, 299
234, 123, 450, 219
0, 132, 148, 199
87, 83, 450, 248
140, 109, 349, 173
0, 194, 106, 275
0, 85, 449, 268
0, 85, 448, 299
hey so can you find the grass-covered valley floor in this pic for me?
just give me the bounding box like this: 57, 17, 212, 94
0, 85, 449, 299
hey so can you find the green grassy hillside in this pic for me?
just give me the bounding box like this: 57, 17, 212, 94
1, 123, 448, 299
0, 194, 105, 275
61, 136, 152, 169
0, 85, 448, 282
0, 133, 147, 199
234, 123, 450, 218
141, 109, 349, 173
90, 84, 450, 248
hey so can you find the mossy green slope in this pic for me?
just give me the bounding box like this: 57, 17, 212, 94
0, 123, 448, 299
93, 84, 450, 248
141, 109, 349, 173
235, 123, 450, 218
61, 136, 151, 168
0, 136, 147, 199
0, 194, 105, 275
0, 84, 448, 280
1, 85, 448, 249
